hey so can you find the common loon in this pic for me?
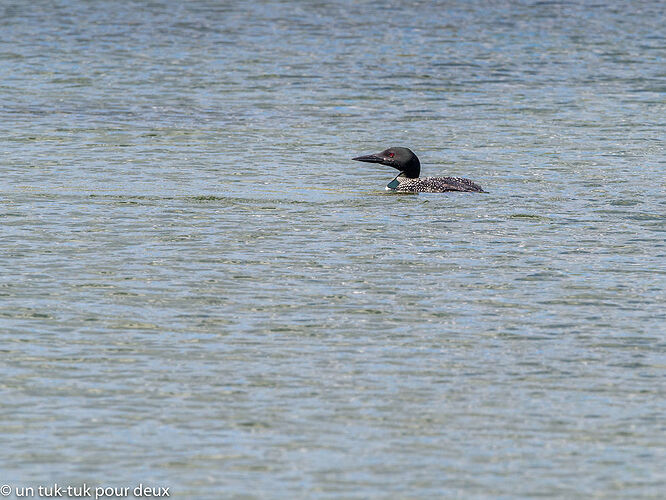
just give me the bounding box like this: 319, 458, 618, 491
352, 147, 485, 193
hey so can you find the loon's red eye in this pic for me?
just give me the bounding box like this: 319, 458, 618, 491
388, 152, 395, 158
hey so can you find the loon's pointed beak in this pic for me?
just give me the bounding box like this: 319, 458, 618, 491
352, 153, 385, 164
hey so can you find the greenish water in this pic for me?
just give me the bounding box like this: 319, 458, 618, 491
1, 1, 665, 498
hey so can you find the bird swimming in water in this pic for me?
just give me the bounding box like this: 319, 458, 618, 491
352, 147, 486, 193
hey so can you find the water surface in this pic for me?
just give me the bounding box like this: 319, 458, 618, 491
1, 1, 665, 498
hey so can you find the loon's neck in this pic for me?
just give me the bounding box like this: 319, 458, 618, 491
386, 172, 418, 190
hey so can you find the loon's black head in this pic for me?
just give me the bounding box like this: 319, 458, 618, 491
352, 147, 421, 179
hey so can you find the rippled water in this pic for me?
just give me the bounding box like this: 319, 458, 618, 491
1, 1, 665, 498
